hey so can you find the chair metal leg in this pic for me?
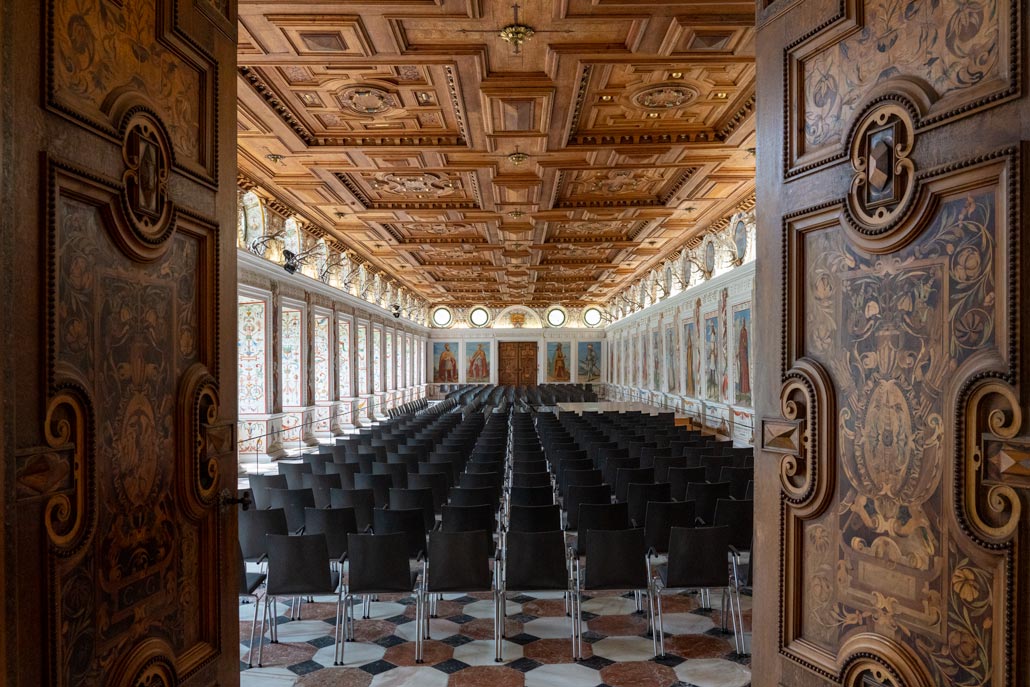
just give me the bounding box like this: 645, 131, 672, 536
415, 590, 423, 663
656, 589, 666, 657
257, 595, 271, 667
720, 588, 728, 632
494, 590, 503, 662
247, 594, 260, 668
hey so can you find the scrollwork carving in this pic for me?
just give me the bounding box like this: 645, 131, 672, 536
117, 108, 177, 261
777, 357, 836, 516
176, 363, 221, 521
44, 384, 96, 555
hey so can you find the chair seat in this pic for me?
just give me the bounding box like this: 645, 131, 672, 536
244, 572, 267, 595
270, 569, 341, 596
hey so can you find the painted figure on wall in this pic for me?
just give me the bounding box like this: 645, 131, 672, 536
733, 307, 752, 406
652, 329, 662, 390
466, 342, 490, 383
683, 321, 698, 397
665, 326, 677, 394
434, 342, 458, 383
733, 219, 748, 263
705, 315, 719, 400
547, 342, 571, 382
640, 334, 649, 387
578, 341, 601, 382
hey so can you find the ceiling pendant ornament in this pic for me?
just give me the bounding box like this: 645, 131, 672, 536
369, 172, 458, 197
336, 86, 397, 115
631, 84, 699, 110
844, 98, 919, 249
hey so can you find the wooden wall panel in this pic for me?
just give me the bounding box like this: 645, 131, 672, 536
753, 1, 1028, 686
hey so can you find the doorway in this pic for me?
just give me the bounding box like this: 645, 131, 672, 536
498, 342, 538, 386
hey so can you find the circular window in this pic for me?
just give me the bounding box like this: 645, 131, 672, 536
431, 307, 453, 327
468, 306, 490, 327
546, 307, 567, 328
583, 307, 603, 327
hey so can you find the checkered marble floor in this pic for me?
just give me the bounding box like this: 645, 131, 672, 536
239, 589, 752, 687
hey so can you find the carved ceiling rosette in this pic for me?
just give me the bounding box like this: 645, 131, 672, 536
335, 86, 398, 115
630, 83, 699, 110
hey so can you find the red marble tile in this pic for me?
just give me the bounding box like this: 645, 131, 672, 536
522, 638, 588, 664
447, 665, 526, 687
586, 613, 650, 637
657, 594, 699, 613
246, 640, 317, 667
384, 639, 454, 666
403, 600, 465, 619
599, 660, 678, 687
299, 602, 345, 622
295, 667, 372, 686
350, 619, 397, 642
460, 617, 522, 640
518, 599, 568, 618
710, 609, 751, 631
662, 633, 734, 659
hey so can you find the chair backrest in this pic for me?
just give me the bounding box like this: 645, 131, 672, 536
407, 472, 449, 512
277, 461, 314, 490
720, 466, 755, 500
440, 503, 495, 552
744, 480, 754, 501
511, 471, 551, 489
458, 471, 503, 498
302, 452, 331, 475
700, 455, 737, 483
324, 462, 360, 489
512, 459, 548, 474
246, 473, 287, 510
372, 461, 408, 489
565, 484, 612, 530
626, 481, 672, 526
372, 507, 426, 559
685, 481, 732, 525
665, 526, 733, 589
239, 508, 288, 560
304, 507, 357, 560
644, 500, 695, 554
668, 466, 707, 501
448, 486, 496, 508
582, 528, 648, 591
346, 532, 416, 595
603, 457, 637, 490
508, 504, 562, 533
329, 488, 375, 531
266, 488, 316, 532
575, 502, 630, 555
417, 461, 454, 486
265, 534, 333, 596
713, 498, 754, 549
653, 455, 687, 483
504, 530, 568, 591
615, 467, 655, 503
301, 472, 343, 509
389, 488, 436, 530
425, 530, 493, 593
509, 485, 554, 508
466, 459, 504, 475
354, 472, 393, 508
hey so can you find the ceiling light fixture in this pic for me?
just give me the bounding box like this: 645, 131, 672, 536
265, 153, 285, 165
508, 210, 525, 219
507, 146, 530, 166
459, 4, 570, 55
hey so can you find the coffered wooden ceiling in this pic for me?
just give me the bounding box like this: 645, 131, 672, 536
237, 0, 757, 306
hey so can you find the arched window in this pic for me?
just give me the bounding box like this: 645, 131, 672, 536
239, 191, 265, 250
283, 217, 301, 255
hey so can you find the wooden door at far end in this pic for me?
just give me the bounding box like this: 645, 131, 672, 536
498, 342, 538, 386
518, 342, 538, 386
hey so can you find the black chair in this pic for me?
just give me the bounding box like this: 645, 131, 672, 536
730, 537, 753, 655
650, 526, 735, 657
507, 504, 562, 533
509, 485, 554, 508
302, 452, 331, 475
415, 530, 495, 662
302, 472, 343, 509
373, 461, 408, 490
686, 481, 732, 525
448, 486, 496, 508
700, 455, 737, 483
354, 472, 393, 509
257, 534, 343, 667
653, 455, 687, 483
418, 461, 454, 486
372, 507, 427, 559
512, 459, 548, 475
266, 488, 316, 532
459, 471, 503, 499
565, 484, 612, 530
720, 466, 755, 501
441, 503, 496, 552
277, 461, 314, 490
714, 498, 754, 550
510, 471, 551, 489
627, 482, 672, 527
574, 502, 630, 555
467, 460, 505, 475
343, 533, 420, 661
668, 466, 708, 501
574, 528, 650, 659
238, 542, 267, 668
744, 480, 754, 501
304, 507, 358, 565
615, 467, 655, 503
643, 500, 695, 554
408, 472, 449, 513
330, 488, 375, 532
247, 473, 287, 511
325, 462, 360, 489
239, 508, 288, 567
602, 457, 637, 491
498, 530, 575, 662
390, 488, 436, 530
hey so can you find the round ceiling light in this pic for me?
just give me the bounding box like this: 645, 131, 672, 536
546, 307, 567, 327
583, 307, 603, 327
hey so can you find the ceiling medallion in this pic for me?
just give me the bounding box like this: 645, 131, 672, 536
369, 172, 458, 197
632, 84, 698, 110
337, 86, 397, 115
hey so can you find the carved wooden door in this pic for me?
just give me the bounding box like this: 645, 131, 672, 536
2, 1, 239, 686
754, 2, 1027, 687
498, 342, 538, 386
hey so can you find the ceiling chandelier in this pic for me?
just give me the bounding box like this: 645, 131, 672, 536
499, 5, 534, 54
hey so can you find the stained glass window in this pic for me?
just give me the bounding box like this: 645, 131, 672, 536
357, 324, 369, 396
372, 328, 382, 393
313, 313, 331, 402
337, 318, 351, 398
281, 308, 303, 407
238, 299, 267, 414
385, 329, 394, 390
